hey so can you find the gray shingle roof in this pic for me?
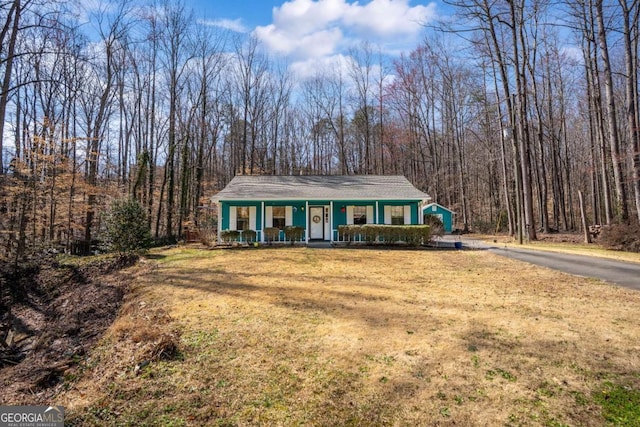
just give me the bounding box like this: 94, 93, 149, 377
212, 175, 430, 202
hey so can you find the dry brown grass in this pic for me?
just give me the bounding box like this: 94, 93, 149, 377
59, 247, 640, 426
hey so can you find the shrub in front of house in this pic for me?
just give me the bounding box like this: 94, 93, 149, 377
284, 226, 305, 244
264, 227, 280, 243
338, 225, 354, 242
423, 214, 444, 238
220, 230, 240, 243
242, 230, 257, 243
360, 225, 379, 242
338, 225, 431, 245
403, 225, 431, 245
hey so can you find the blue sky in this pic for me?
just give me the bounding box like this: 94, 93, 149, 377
188, 1, 287, 29
187, 0, 441, 77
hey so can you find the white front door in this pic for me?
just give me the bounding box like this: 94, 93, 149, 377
309, 206, 324, 240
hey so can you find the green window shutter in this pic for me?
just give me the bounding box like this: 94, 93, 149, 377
229, 206, 237, 231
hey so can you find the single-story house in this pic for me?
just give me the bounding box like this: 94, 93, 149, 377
211, 175, 431, 243
422, 202, 455, 233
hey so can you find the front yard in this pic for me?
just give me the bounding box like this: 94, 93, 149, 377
60, 247, 640, 426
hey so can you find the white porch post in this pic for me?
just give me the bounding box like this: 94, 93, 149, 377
330, 201, 334, 242
261, 201, 265, 242
375, 201, 379, 224
305, 201, 309, 243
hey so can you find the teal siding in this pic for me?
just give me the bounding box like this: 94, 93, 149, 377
331, 200, 372, 226
292, 203, 307, 228
220, 199, 425, 242
331, 200, 421, 225
262, 201, 306, 228
377, 201, 420, 224
221, 201, 262, 231
332, 202, 346, 226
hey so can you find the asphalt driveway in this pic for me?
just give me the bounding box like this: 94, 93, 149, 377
457, 237, 640, 290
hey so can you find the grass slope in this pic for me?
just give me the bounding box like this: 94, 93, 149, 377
60, 247, 640, 426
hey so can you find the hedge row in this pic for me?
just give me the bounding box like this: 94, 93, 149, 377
337, 224, 431, 245
283, 226, 305, 242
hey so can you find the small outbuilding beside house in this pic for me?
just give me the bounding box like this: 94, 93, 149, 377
422, 202, 455, 234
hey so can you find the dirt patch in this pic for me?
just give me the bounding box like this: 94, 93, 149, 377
535, 232, 585, 244
482, 231, 585, 244
0, 255, 138, 404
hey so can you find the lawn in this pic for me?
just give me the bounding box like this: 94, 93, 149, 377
60, 247, 640, 426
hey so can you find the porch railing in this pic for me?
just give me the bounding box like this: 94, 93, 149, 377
219, 228, 306, 244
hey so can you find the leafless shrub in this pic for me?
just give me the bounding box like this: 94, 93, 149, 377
598, 222, 640, 252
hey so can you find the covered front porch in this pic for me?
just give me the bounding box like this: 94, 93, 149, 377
217, 199, 426, 245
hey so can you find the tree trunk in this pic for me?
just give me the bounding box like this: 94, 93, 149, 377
620, 0, 640, 222
596, 0, 629, 222
510, 0, 537, 241
0, 0, 21, 175
579, 190, 592, 243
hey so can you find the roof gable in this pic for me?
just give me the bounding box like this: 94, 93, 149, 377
423, 203, 455, 214
212, 175, 430, 202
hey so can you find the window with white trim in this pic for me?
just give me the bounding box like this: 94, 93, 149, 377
384, 205, 411, 225
390, 206, 405, 225
353, 206, 367, 225
266, 205, 292, 230
236, 207, 250, 230
347, 205, 374, 225
272, 206, 286, 230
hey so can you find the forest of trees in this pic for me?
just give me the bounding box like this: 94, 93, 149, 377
1, 0, 639, 259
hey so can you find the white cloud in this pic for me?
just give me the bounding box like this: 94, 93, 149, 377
198, 18, 249, 33
289, 53, 350, 80
343, 0, 436, 36
254, 24, 343, 57
254, 0, 437, 61
272, 0, 348, 34
560, 45, 583, 63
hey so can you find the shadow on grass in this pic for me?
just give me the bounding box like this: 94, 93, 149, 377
154, 263, 449, 334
